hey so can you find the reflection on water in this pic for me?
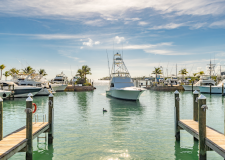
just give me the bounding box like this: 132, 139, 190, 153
4, 84, 225, 159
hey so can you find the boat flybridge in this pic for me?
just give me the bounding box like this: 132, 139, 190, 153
106, 53, 146, 100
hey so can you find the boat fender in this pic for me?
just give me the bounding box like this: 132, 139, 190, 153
32, 103, 37, 113
3, 93, 6, 97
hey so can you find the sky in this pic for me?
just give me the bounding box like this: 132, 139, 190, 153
0, 0, 225, 80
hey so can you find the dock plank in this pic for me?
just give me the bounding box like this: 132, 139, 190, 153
0, 122, 49, 160
179, 120, 225, 158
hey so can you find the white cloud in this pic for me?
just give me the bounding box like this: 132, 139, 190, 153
149, 23, 185, 30
115, 36, 125, 44
138, 21, 148, 26
123, 42, 172, 49
145, 49, 191, 55
210, 20, 225, 27
82, 38, 100, 47
83, 38, 94, 47
190, 22, 207, 29
95, 41, 100, 45
1, 0, 224, 21
80, 46, 83, 49
58, 51, 79, 61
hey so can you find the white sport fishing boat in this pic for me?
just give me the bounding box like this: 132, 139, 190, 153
199, 80, 225, 94
182, 76, 216, 91
106, 53, 146, 100
50, 72, 68, 92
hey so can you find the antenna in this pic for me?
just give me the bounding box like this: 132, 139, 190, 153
106, 50, 111, 79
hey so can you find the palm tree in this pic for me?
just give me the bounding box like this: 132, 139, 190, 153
9, 68, 20, 75
76, 69, 84, 78
38, 69, 47, 76
0, 64, 6, 80
152, 67, 162, 83
179, 69, 188, 83
3, 71, 10, 80
198, 71, 205, 76
22, 66, 35, 74
82, 65, 92, 80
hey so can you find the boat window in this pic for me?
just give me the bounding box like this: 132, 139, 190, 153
110, 83, 114, 87
2, 83, 8, 86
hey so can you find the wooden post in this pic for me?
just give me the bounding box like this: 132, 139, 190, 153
92, 82, 93, 87
174, 90, 180, 141
198, 94, 207, 160
0, 97, 3, 140
1, 84, 3, 90
192, 81, 194, 92
26, 96, 33, 160
48, 93, 54, 144
193, 90, 199, 121
222, 83, 224, 96
210, 84, 211, 94
13, 84, 14, 99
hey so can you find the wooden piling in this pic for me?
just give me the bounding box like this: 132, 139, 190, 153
198, 94, 207, 160
210, 84, 211, 94
222, 83, 224, 96
13, 84, 14, 99
0, 97, 3, 140
174, 90, 180, 141
26, 96, 33, 160
1, 84, 3, 90
193, 90, 199, 121
48, 94, 54, 144
192, 81, 194, 92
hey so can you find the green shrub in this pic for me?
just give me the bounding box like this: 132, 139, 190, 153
83, 82, 92, 86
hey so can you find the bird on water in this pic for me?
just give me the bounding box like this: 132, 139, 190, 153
103, 108, 107, 112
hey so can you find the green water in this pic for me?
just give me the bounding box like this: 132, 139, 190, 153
3, 84, 224, 159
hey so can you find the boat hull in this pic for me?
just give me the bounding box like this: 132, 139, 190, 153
13, 88, 42, 98
182, 85, 199, 91
199, 86, 223, 94
106, 89, 145, 100
36, 88, 51, 96
0, 91, 11, 99
51, 84, 67, 92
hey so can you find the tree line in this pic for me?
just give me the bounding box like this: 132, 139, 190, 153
0, 64, 47, 80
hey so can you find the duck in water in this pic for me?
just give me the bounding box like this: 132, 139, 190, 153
103, 108, 107, 112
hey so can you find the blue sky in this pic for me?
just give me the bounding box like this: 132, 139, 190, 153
0, 0, 225, 80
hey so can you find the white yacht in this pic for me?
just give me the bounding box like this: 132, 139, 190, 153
199, 80, 225, 94
12, 73, 54, 96
182, 75, 216, 91
50, 72, 68, 92
0, 81, 42, 98
0, 90, 11, 99
183, 60, 216, 91
106, 53, 146, 100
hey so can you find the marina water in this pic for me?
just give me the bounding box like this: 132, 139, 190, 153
4, 83, 225, 159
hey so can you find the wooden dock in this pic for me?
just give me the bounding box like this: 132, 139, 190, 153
0, 122, 49, 160
0, 93, 54, 160
174, 90, 225, 159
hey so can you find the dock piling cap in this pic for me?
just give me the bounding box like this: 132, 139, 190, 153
49, 93, 54, 97
0, 97, 3, 102
27, 93, 33, 97
26, 96, 33, 101
193, 90, 199, 94
174, 90, 179, 94
198, 94, 206, 99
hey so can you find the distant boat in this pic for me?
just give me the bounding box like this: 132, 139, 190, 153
199, 80, 225, 94
182, 76, 216, 91
106, 53, 146, 100
50, 72, 68, 92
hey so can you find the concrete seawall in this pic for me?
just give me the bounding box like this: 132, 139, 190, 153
146, 85, 184, 91
65, 85, 96, 91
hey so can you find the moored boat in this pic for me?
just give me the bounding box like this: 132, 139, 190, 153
106, 53, 146, 100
